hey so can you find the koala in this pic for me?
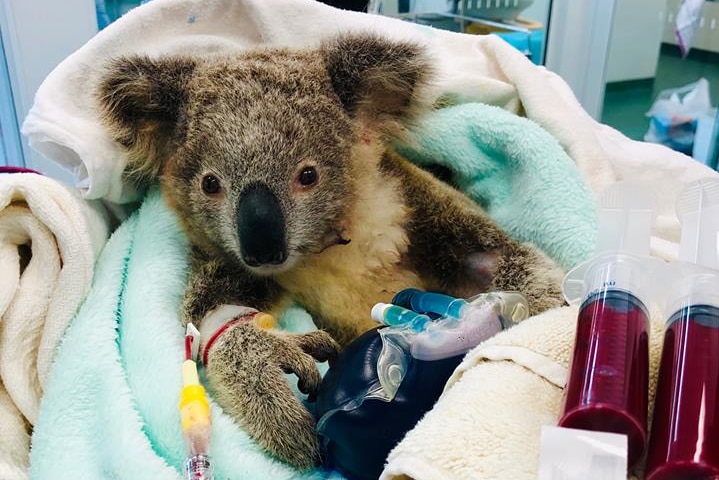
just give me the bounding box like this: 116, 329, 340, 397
98, 34, 565, 470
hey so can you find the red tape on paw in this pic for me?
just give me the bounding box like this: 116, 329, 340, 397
202, 313, 257, 366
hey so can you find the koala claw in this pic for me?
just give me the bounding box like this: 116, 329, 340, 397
280, 330, 339, 401
204, 322, 340, 470
282, 329, 340, 365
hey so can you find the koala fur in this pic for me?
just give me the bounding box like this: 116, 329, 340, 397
98, 34, 565, 470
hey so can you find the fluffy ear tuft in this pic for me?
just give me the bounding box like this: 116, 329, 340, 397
97, 56, 196, 181
322, 34, 433, 129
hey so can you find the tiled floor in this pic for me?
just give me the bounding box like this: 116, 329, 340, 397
602, 45, 719, 142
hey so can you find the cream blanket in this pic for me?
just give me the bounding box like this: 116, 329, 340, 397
22, 0, 714, 230
0, 173, 110, 479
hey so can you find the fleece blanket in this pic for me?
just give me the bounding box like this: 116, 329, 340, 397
30, 188, 339, 480
0, 172, 110, 480
29, 100, 594, 480
21, 0, 716, 242
399, 104, 595, 269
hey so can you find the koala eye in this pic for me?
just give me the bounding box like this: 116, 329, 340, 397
297, 167, 318, 187
201, 174, 221, 195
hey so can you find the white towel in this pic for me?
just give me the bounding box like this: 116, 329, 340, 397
22, 0, 715, 242
0, 173, 110, 479
381, 305, 667, 480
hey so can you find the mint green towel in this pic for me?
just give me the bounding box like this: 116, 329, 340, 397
400, 103, 597, 269
30, 190, 337, 480
30, 103, 596, 480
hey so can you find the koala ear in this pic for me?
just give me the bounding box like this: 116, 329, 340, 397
97, 56, 196, 180
322, 34, 432, 127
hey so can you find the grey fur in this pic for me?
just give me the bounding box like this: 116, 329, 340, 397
98, 33, 565, 469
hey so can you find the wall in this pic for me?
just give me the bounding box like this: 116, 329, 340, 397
605, 0, 667, 83
0, 0, 97, 179
545, 0, 616, 119
521, 0, 550, 23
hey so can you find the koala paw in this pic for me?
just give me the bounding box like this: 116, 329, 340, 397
204, 321, 339, 469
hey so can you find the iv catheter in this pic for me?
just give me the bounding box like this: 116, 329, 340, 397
181, 323, 213, 480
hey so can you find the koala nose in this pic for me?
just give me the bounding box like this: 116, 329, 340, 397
237, 183, 288, 267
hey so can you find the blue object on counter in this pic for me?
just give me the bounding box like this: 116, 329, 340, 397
492, 30, 545, 65
96, 0, 153, 29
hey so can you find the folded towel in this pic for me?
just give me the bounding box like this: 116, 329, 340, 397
381, 305, 666, 480
399, 103, 595, 270
23, 0, 715, 242
0, 173, 110, 479
29, 188, 340, 480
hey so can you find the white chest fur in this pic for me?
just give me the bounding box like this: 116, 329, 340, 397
275, 151, 424, 340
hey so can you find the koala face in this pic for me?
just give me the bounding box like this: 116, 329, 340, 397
99, 35, 430, 274
164, 54, 359, 273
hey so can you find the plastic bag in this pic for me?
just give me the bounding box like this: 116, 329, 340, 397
644, 78, 713, 155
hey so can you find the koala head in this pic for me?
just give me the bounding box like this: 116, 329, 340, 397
98, 34, 431, 274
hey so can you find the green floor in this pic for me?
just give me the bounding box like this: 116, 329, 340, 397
602, 45, 719, 142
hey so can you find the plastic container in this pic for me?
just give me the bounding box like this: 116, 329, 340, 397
315, 327, 465, 480
391, 289, 529, 328
316, 290, 530, 479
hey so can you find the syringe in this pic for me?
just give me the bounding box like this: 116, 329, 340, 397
391, 289, 529, 329
645, 179, 719, 480
371, 303, 431, 331
559, 181, 657, 470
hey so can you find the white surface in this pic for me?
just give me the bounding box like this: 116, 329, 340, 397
20, 0, 614, 203
605, 0, 666, 83
0, 0, 97, 180
544, 0, 616, 119
693, 109, 718, 164
538, 426, 627, 480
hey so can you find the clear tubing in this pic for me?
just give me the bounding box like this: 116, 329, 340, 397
559, 289, 650, 469
179, 354, 213, 480
645, 304, 719, 480
392, 289, 530, 328
185, 453, 213, 480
